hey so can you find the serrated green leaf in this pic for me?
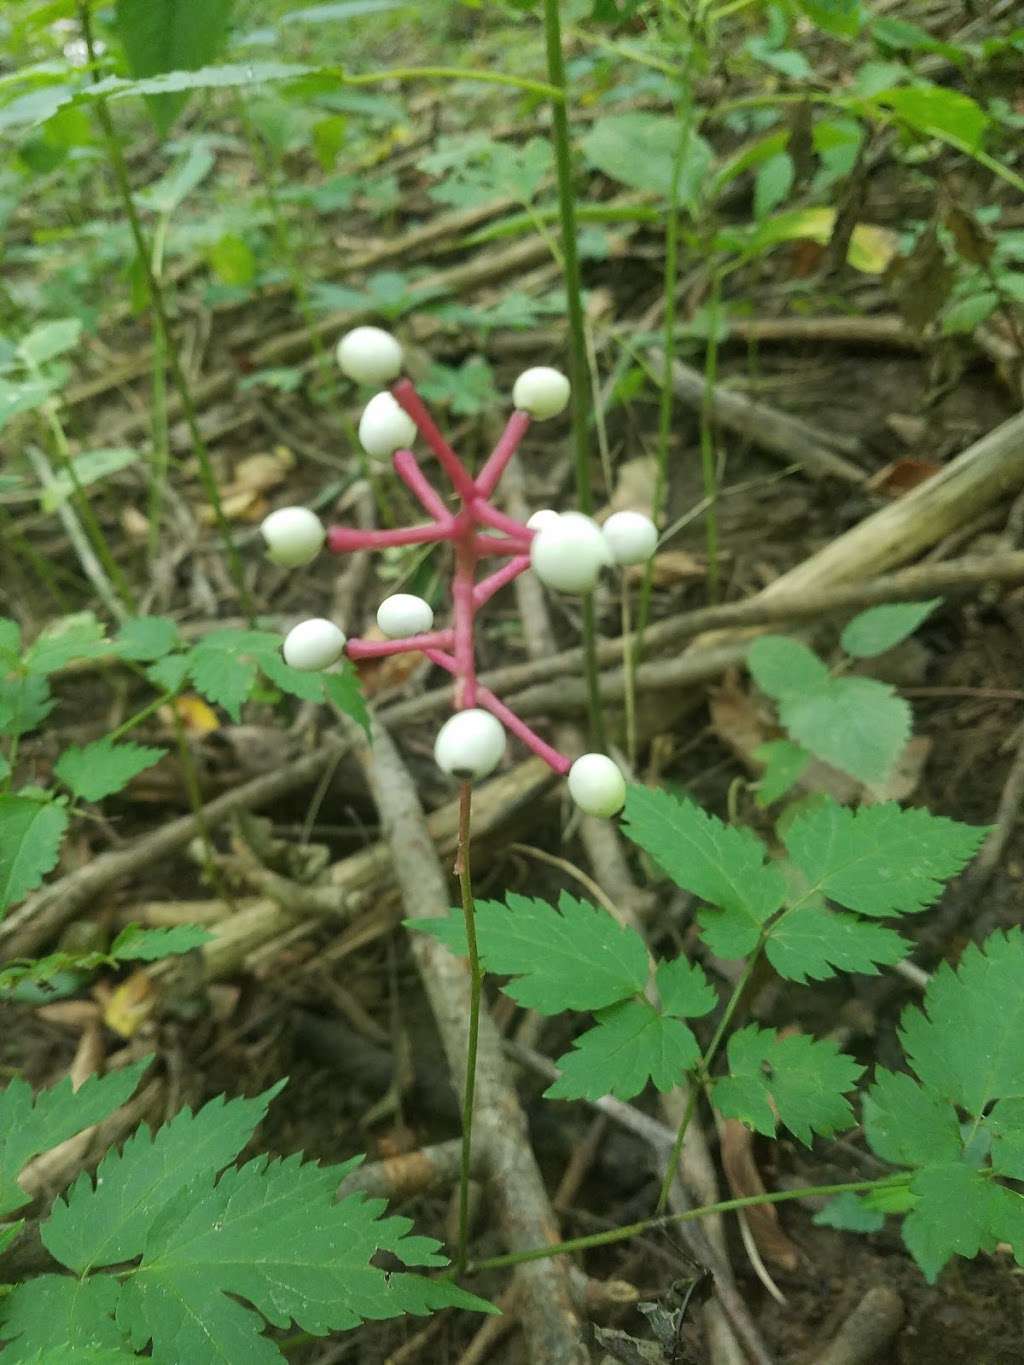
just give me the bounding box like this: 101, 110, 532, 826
902, 1163, 1024, 1283
17, 317, 82, 366
109, 922, 212, 961
115, 1153, 492, 1361
114, 616, 179, 662
547, 1000, 700, 1101
323, 664, 369, 734
0, 1059, 151, 1218
754, 739, 810, 806
862, 1068, 961, 1168
187, 629, 280, 722
899, 930, 1024, 1119
765, 903, 908, 982
654, 956, 716, 1019
54, 739, 165, 802
23, 614, 110, 675
0, 795, 68, 913
714, 1025, 862, 1145
257, 649, 326, 702
747, 636, 829, 698
145, 653, 189, 693
43, 1084, 285, 1273
622, 786, 785, 957
989, 1098, 1024, 1181
783, 801, 987, 918
840, 599, 941, 658
416, 892, 648, 1013
813, 1192, 885, 1233
0, 1274, 126, 1361
0, 676, 54, 737
779, 675, 910, 785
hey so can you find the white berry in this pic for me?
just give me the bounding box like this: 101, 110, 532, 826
336, 326, 403, 386
282, 618, 347, 672
568, 753, 626, 818
260, 506, 326, 568
434, 709, 506, 781
377, 593, 434, 638
358, 391, 417, 459
602, 511, 658, 566
527, 508, 561, 532
530, 514, 607, 593
513, 366, 570, 420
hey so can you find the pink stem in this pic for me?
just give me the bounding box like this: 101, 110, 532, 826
393, 449, 452, 522
475, 409, 532, 497
423, 647, 457, 674
473, 499, 533, 540
474, 555, 531, 609
328, 522, 454, 552
346, 629, 454, 660
452, 537, 478, 708
477, 686, 571, 775
474, 534, 531, 558
392, 378, 477, 500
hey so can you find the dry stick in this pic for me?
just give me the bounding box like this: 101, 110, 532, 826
813, 1286, 905, 1365
354, 719, 589, 1365
648, 349, 866, 484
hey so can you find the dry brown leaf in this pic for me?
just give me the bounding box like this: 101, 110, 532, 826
625, 549, 705, 587
35, 1000, 103, 1030
720, 1119, 800, 1271
353, 624, 427, 697
164, 694, 220, 736
101, 970, 157, 1038
867, 457, 942, 497
199, 446, 295, 523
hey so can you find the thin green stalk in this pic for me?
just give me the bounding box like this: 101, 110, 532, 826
106, 688, 177, 744
455, 780, 481, 1275
465, 1175, 909, 1274
343, 66, 561, 101
78, 4, 255, 622
541, 0, 604, 751
698, 269, 722, 602
657, 934, 763, 1211
147, 213, 170, 563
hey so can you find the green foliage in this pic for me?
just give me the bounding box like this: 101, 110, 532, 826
54, 739, 166, 802
814, 1192, 884, 1233
113, 0, 235, 133
862, 931, 1024, 1280
0, 794, 68, 913
839, 599, 940, 657
546, 999, 702, 1101
0, 1078, 492, 1360
580, 113, 712, 204
753, 738, 809, 807
715, 1025, 863, 1145
0, 923, 211, 998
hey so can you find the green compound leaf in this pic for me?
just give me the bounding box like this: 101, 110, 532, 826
0, 795, 68, 913
413, 892, 649, 1014
0, 1058, 152, 1218
989, 1098, 1024, 1182
779, 675, 910, 786
323, 664, 370, 735
186, 629, 280, 722
782, 800, 987, 918
0, 1274, 128, 1362
115, 1154, 492, 1361
654, 956, 717, 1019
0, 676, 55, 738
747, 636, 829, 697
54, 739, 166, 802
902, 1163, 1024, 1284
813, 1192, 885, 1234
43, 1084, 286, 1274
862, 1068, 961, 1169
898, 929, 1024, 1119
22, 613, 111, 675
547, 1000, 701, 1101
795, 0, 863, 37
113, 617, 180, 662
839, 599, 941, 658
108, 922, 212, 962
713, 1025, 862, 1146
581, 112, 713, 204
621, 786, 785, 958
765, 903, 908, 982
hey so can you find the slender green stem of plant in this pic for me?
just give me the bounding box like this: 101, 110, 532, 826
343, 66, 562, 101
455, 780, 481, 1275
465, 1175, 909, 1274
541, 0, 604, 749
656, 935, 763, 1211
634, 48, 697, 668
78, 4, 255, 621
107, 689, 177, 744
698, 269, 722, 602
147, 214, 170, 563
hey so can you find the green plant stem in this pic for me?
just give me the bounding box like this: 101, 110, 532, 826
656, 936, 763, 1212
106, 688, 177, 744
465, 1175, 909, 1274
343, 66, 561, 101
147, 214, 170, 563
698, 268, 722, 602
78, 4, 255, 622
541, 0, 604, 751
455, 780, 481, 1276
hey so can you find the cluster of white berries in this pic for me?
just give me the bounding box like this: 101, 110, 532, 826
258, 324, 634, 818
529, 508, 658, 594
